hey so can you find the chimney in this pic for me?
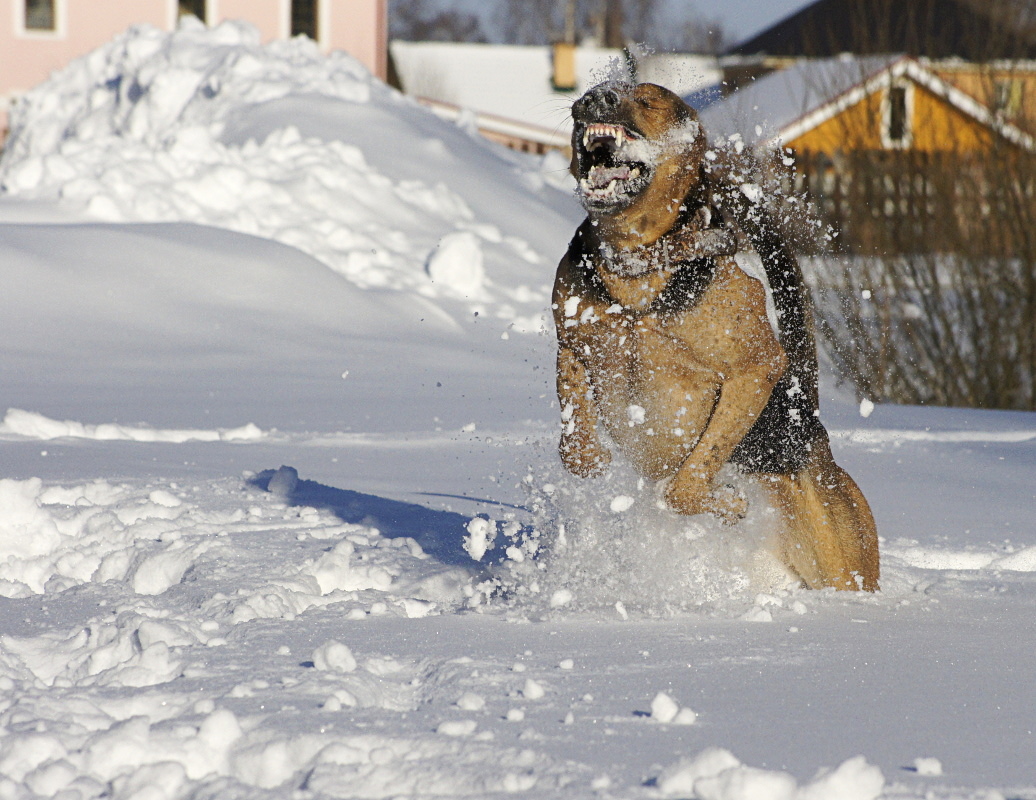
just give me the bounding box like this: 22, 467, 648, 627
552, 42, 578, 91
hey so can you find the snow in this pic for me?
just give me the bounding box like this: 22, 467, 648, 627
0, 19, 1033, 800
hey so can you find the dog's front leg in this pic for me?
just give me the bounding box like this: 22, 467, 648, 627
665, 364, 783, 521
557, 347, 612, 477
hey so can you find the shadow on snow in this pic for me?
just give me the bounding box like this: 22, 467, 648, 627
247, 466, 480, 568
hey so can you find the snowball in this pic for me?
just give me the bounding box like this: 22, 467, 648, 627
672, 708, 698, 725
650, 691, 680, 723
740, 606, 773, 623
436, 719, 477, 737
311, 640, 357, 673
456, 692, 485, 711
558, 659, 574, 670
549, 589, 573, 608
859, 399, 875, 418
266, 465, 299, 499
463, 517, 494, 561
912, 757, 942, 776
610, 495, 635, 513
522, 678, 545, 700
426, 231, 485, 298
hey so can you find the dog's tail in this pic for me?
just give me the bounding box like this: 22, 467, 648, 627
712, 177, 820, 410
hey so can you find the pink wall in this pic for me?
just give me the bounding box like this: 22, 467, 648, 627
327, 0, 387, 81
216, 0, 282, 43
0, 0, 170, 99
1, 0, 387, 134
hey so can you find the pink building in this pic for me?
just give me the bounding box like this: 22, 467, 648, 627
0, 0, 387, 132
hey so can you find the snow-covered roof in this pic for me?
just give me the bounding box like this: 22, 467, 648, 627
698, 54, 903, 146
698, 54, 1036, 151
390, 41, 720, 136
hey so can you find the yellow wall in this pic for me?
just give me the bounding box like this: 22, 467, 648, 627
787, 81, 1001, 155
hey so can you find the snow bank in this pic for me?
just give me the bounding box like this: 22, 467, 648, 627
0, 18, 576, 307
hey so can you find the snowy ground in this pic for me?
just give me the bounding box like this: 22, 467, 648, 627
1, 20, 1034, 800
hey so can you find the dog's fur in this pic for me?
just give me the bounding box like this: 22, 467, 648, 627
553, 82, 879, 591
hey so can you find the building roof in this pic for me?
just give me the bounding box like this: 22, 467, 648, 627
726, 0, 1036, 60
389, 41, 720, 137
697, 54, 1036, 151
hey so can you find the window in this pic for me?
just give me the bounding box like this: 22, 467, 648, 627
25, 0, 55, 31
882, 81, 913, 149
292, 0, 318, 41
994, 79, 1023, 119
178, 0, 207, 22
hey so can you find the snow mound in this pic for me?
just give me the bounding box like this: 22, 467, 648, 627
0, 476, 467, 610
0, 18, 576, 307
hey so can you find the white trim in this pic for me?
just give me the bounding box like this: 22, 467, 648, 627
279, 0, 291, 39
880, 78, 914, 149
14, 0, 68, 39
317, 0, 330, 49
774, 56, 908, 147
166, 0, 179, 30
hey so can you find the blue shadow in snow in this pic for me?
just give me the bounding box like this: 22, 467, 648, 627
248, 466, 480, 567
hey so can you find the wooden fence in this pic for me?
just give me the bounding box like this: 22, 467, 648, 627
789, 149, 1036, 256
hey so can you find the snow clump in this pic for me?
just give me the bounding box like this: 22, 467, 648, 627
657, 749, 884, 800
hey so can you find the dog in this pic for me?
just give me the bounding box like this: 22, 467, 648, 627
552, 81, 879, 591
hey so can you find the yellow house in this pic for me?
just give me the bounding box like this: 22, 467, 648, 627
698, 55, 1035, 156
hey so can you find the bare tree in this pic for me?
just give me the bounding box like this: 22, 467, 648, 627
496, 0, 668, 49
390, 0, 488, 43
783, 4, 1036, 410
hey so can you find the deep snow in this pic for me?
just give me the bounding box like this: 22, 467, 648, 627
0, 19, 1034, 800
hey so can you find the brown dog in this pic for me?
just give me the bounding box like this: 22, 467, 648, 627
552, 82, 879, 591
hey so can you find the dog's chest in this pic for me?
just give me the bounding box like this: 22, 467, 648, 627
558, 287, 707, 380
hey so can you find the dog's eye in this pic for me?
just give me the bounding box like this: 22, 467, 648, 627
635, 97, 660, 110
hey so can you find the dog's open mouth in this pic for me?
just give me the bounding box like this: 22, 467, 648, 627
575, 122, 652, 210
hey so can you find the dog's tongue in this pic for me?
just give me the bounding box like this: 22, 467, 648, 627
587, 164, 631, 188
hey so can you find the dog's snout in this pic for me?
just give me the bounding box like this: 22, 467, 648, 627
574, 82, 632, 121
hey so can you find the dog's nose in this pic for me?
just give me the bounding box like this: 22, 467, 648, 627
575, 82, 632, 119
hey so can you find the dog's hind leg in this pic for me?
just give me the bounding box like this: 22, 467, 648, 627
760, 447, 879, 591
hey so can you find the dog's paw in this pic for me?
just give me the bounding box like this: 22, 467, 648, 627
707, 483, 748, 525
664, 479, 747, 523
559, 436, 612, 478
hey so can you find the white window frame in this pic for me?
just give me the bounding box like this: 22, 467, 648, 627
881, 79, 914, 150
14, 0, 68, 39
